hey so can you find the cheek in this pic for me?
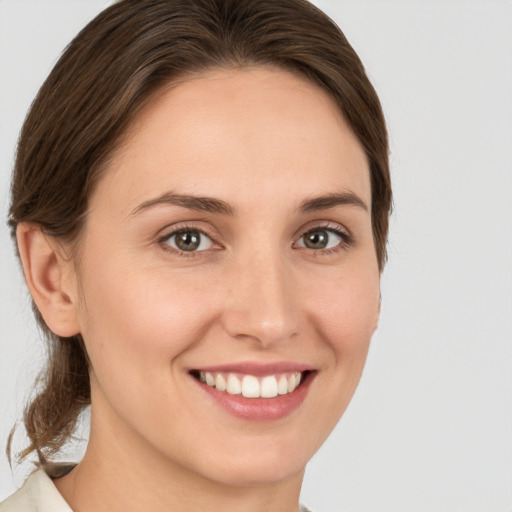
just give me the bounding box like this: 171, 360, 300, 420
75, 254, 223, 386
73, 258, 229, 453
116, 276, 211, 350
291, 262, 380, 451
307, 263, 380, 354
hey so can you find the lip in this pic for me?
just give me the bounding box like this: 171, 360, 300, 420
194, 361, 314, 376
189, 363, 316, 421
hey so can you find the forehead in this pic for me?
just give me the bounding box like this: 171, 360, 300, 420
92, 67, 371, 215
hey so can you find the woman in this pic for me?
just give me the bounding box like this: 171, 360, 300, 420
1, 0, 391, 510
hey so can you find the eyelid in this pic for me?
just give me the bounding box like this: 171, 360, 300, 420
293, 221, 354, 252
297, 220, 352, 239
155, 219, 353, 258
157, 223, 222, 256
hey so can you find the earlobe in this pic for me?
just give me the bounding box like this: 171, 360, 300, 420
16, 223, 81, 338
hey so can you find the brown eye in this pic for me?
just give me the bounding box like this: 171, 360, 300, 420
297, 228, 344, 250
163, 229, 213, 252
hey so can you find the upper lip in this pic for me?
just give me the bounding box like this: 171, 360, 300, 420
191, 361, 314, 376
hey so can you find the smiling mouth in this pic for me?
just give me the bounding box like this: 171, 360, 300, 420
190, 370, 312, 399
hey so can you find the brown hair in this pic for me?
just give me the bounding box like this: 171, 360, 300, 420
8, 0, 391, 464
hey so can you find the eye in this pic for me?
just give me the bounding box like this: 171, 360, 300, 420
296, 227, 346, 251
162, 228, 214, 252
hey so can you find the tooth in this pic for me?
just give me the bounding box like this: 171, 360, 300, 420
215, 373, 226, 391
201, 371, 302, 397
288, 373, 297, 392
261, 375, 278, 398
205, 372, 215, 387
278, 375, 288, 395
226, 374, 242, 395
241, 375, 260, 398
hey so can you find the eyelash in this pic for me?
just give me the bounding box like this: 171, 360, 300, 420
158, 224, 217, 258
297, 222, 354, 256
157, 222, 354, 258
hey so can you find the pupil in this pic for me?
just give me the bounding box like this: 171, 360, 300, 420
306, 230, 328, 249
177, 231, 200, 251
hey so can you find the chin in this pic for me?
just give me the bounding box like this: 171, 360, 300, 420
204, 459, 306, 488
186, 433, 314, 488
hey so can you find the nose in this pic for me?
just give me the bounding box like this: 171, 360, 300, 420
222, 250, 299, 348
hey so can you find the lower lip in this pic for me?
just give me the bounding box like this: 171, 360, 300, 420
193, 373, 315, 421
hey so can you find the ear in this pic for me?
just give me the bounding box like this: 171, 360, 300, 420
16, 223, 80, 337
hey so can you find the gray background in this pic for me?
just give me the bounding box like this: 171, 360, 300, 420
1, 1, 511, 510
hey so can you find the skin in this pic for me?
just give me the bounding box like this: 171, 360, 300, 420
18, 67, 380, 512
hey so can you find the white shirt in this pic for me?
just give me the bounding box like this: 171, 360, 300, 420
0, 469, 315, 511
0, 470, 72, 512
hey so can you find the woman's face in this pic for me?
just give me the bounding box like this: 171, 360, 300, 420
68, 67, 380, 486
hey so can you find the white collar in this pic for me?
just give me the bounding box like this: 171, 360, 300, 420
0, 468, 72, 512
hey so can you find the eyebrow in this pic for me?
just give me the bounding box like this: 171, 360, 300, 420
130, 192, 236, 216
298, 192, 368, 213
130, 190, 367, 217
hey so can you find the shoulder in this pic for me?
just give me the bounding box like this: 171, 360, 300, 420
300, 504, 316, 512
0, 469, 72, 512
0, 471, 42, 512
